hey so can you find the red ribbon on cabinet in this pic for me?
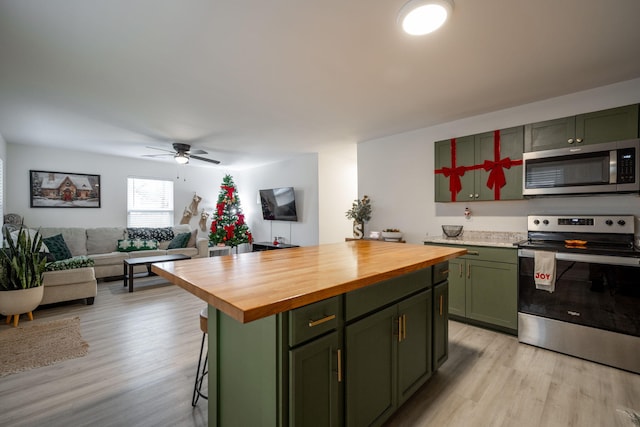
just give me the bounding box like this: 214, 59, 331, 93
435, 131, 523, 201
481, 130, 523, 200
434, 138, 468, 202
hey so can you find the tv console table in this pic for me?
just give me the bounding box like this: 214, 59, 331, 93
252, 241, 299, 251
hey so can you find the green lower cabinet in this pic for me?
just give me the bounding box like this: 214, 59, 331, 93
290, 331, 342, 427
426, 244, 518, 334
433, 281, 448, 370
447, 258, 465, 318
466, 260, 517, 330
209, 268, 442, 427
345, 290, 433, 427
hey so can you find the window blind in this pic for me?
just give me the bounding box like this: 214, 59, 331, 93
127, 177, 174, 227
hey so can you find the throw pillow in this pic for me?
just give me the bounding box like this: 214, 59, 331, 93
45, 256, 95, 271
127, 227, 174, 242
42, 234, 73, 261
117, 239, 159, 252
187, 229, 198, 248
167, 232, 191, 249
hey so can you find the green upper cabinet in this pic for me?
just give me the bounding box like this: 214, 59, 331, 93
524, 104, 639, 152
435, 126, 524, 202
434, 135, 475, 202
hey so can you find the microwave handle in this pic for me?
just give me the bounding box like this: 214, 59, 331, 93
610, 150, 617, 184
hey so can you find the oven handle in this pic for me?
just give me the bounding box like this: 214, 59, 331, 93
518, 249, 640, 267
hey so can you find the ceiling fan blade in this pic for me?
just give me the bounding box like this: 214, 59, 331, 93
190, 154, 221, 164
190, 149, 208, 155
142, 153, 173, 158
145, 145, 175, 154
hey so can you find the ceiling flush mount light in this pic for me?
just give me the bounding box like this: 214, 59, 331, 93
174, 153, 189, 164
398, 0, 454, 36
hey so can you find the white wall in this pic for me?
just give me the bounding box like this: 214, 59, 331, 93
242, 153, 320, 247
5, 144, 322, 250
0, 132, 6, 220
358, 78, 640, 243
6, 143, 226, 238
318, 144, 357, 244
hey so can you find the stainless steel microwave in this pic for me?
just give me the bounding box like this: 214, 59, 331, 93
522, 139, 640, 196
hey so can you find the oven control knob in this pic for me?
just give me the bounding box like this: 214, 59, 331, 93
606, 220, 613, 226
533, 219, 540, 225
543, 220, 549, 225
618, 220, 626, 226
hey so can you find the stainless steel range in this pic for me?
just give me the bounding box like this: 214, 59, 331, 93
517, 214, 640, 374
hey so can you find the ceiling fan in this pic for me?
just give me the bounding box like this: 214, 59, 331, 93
143, 143, 220, 165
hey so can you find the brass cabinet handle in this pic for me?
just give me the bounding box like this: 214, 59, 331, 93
439, 295, 443, 316
576, 138, 583, 143
467, 250, 480, 256
568, 138, 575, 144
397, 316, 403, 342
402, 315, 407, 340
337, 349, 342, 383
467, 263, 471, 279
308, 314, 336, 328
441, 269, 449, 275
458, 263, 463, 278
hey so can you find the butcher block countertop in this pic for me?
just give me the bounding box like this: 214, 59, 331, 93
152, 240, 466, 323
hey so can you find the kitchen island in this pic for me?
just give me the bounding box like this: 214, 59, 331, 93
153, 240, 465, 427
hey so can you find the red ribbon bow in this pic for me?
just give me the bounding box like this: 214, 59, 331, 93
439, 165, 466, 196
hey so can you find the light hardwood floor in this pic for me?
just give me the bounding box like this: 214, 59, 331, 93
1, 278, 638, 427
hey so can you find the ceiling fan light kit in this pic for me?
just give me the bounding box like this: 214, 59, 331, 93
174, 153, 189, 164
398, 0, 454, 35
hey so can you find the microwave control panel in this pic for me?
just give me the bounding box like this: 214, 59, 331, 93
618, 147, 636, 183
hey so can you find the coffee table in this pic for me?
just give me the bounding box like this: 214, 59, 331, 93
123, 254, 191, 292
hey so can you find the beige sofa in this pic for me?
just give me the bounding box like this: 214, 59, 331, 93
36, 225, 208, 305
39, 225, 208, 280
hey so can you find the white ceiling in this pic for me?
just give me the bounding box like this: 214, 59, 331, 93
1, 0, 640, 169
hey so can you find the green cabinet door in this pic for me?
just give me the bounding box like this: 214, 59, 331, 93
466, 260, 518, 331
290, 331, 342, 427
434, 135, 475, 202
576, 104, 639, 144
447, 258, 465, 317
345, 304, 397, 427
397, 290, 433, 405
433, 281, 449, 370
525, 104, 639, 151
524, 116, 575, 152
475, 126, 524, 201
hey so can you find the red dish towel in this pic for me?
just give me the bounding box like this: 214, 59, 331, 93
534, 251, 556, 293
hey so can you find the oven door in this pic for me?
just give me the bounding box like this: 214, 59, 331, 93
518, 249, 640, 337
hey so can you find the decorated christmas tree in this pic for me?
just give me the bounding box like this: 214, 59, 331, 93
209, 174, 252, 248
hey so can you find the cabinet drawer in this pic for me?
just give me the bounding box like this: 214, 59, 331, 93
460, 246, 517, 264
432, 261, 449, 285
289, 296, 340, 347
428, 243, 517, 264
346, 268, 431, 322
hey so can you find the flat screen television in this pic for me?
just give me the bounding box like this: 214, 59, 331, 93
259, 187, 298, 221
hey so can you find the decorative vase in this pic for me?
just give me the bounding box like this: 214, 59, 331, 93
0, 286, 44, 327
353, 221, 364, 239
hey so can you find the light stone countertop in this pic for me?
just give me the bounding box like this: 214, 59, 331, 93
423, 230, 527, 248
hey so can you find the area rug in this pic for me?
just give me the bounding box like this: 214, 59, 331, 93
0, 316, 89, 377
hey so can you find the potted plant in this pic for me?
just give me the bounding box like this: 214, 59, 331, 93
345, 195, 372, 239
0, 225, 48, 327
381, 228, 403, 241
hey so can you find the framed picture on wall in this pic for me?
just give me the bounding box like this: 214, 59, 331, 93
30, 170, 101, 208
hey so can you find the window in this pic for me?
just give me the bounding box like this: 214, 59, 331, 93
127, 177, 174, 227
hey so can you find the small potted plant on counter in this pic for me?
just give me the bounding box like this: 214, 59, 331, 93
381, 228, 403, 242
346, 195, 372, 239
0, 225, 48, 327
